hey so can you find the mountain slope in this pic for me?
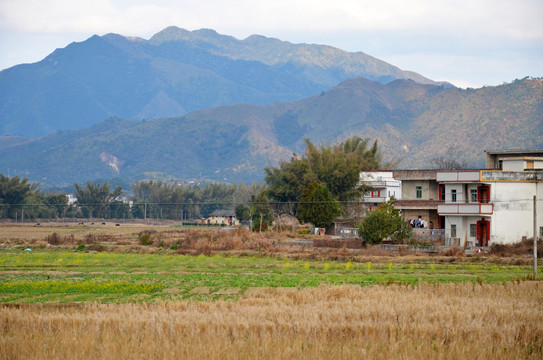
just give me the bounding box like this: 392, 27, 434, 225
0, 27, 445, 137
0, 78, 540, 186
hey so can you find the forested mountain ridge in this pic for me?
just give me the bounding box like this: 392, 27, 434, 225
0, 78, 541, 186
0, 26, 444, 137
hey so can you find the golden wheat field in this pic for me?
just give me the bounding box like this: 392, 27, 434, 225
1, 282, 542, 359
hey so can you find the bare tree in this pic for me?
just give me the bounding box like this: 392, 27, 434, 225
430, 146, 467, 170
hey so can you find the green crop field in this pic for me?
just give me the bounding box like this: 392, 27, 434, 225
0, 250, 538, 304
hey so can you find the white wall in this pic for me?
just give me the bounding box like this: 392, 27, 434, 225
445, 184, 464, 203
502, 160, 525, 171
445, 216, 479, 246
360, 171, 402, 201
490, 182, 542, 244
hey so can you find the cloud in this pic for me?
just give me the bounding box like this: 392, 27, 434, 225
0, 0, 541, 85
2, 0, 542, 40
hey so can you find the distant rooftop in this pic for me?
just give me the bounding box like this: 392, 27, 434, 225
485, 149, 543, 155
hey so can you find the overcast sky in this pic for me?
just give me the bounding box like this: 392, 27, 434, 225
1, 0, 542, 88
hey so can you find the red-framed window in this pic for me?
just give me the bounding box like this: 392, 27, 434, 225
439, 185, 446, 201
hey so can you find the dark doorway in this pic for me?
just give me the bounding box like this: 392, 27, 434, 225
477, 218, 490, 246
477, 185, 490, 203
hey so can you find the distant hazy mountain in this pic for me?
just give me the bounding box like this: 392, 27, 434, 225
0, 78, 540, 186
0, 26, 446, 137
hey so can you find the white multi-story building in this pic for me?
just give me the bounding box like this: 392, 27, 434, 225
437, 150, 543, 246
359, 171, 402, 210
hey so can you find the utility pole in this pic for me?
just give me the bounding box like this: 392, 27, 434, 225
534, 195, 538, 279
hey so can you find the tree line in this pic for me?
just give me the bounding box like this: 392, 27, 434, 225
0, 136, 411, 243
0, 174, 265, 221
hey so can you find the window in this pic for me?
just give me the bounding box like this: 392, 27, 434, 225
416, 186, 422, 199
470, 224, 477, 237
439, 185, 445, 201
471, 189, 477, 203
451, 224, 457, 238
540, 227, 543, 238
451, 189, 457, 203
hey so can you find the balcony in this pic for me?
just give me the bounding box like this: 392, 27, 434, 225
362, 195, 388, 203
437, 203, 493, 215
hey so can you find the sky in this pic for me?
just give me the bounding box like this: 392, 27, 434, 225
0, 0, 542, 88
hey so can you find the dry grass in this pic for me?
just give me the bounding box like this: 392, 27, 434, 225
1, 224, 542, 265
1, 282, 541, 359
442, 247, 465, 257
490, 238, 543, 258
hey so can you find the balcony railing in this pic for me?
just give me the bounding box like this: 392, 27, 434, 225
362, 195, 388, 203
437, 203, 493, 215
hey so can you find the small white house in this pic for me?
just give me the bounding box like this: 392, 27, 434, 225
437, 153, 543, 246
66, 194, 77, 205
202, 210, 239, 226
359, 171, 402, 210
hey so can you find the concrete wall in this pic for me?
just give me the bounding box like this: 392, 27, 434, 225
402, 209, 439, 228
503, 160, 525, 171
402, 180, 439, 201
445, 184, 464, 203
490, 182, 542, 244
445, 215, 479, 246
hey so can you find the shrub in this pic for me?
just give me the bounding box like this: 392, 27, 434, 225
357, 199, 412, 244
489, 238, 542, 257
139, 233, 153, 246
84, 234, 97, 244
45, 233, 61, 245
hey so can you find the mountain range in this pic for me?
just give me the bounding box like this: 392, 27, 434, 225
1, 77, 541, 186
0, 26, 445, 138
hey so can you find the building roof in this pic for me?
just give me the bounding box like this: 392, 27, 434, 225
209, 209, 235, 217
393, 170, 437, 180
485, 149, 543, 156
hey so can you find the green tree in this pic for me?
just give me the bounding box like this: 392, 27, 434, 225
297, 182, 341, 228
250, 192, 274, 232
265, 137, 390, 216
74, 182, 123, 219
0, 175, 39, 219
235, 203, 252, 222
43, 193, 69, 219
110, 200, 132, 219
357, 199, 412, 244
